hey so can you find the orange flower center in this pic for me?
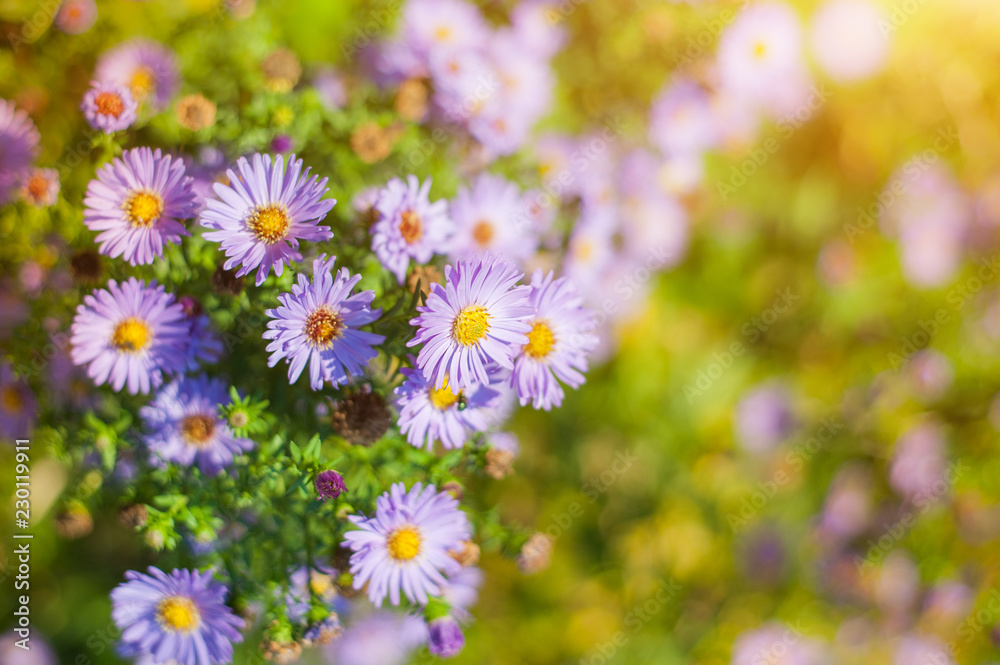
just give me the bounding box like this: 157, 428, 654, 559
1, 386, 23, 412
94, 91, 125, 118
180, 414, 216, 447
399, 210, 423, 244
472, 220, 494, 247
304, 305, 343, 348
26, 173, 49, 199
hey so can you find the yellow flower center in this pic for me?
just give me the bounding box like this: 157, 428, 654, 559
434, 26, 452, 42
2, 386, 23, 412
386, 526, 422, 561
123, 190, 164, 227
156, 596, 201, 633
574, 240, 594, 263
303, 305, 343, 348
452, 305, 491, 346
94, 92, 125, 118
472, 220, 494, 247
180, 414, 216, 448
130, 67, 156, 101
429, 377, 461, 410
753, 42, 767, 59
399, 210, 423, 244
247, 203, 291, 244
111, 317, 152, 353
524, 321, 555, 359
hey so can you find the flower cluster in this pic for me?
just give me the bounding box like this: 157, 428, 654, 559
0, 0, 608, 659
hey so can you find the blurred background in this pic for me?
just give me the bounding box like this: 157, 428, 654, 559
2, 0, 1000, 663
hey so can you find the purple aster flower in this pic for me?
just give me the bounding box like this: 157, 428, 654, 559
394, 366, 501, 450
81, 81, 138, 133
70, 278, 190, 394
0, 363, 36, 442
428, 46, 496, 124
467, 105, 533, 158
18, 168, 60, 207
402, 0, 490, 57
55, 0, 98, 34
649, 78, 720, 158
111, 566, 245, 665
84, 147, 196, 265
200, 153, 335, 286
716, 2, 813, 119
95, 39, 180, 110
139, 375, 253, 475
511, 270, 597, 410
315, 469, 346, 500
510, 0, 566, 58
371, 175, 453, 283
427, 616, 465, 658
343, 481, 471, 607
408, 254, 532, 394
485, 30, 554, 121
0, 99, 40, 205
446, 173, 536, 264
323, 611, 427, 665
264, 254, 384, 390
